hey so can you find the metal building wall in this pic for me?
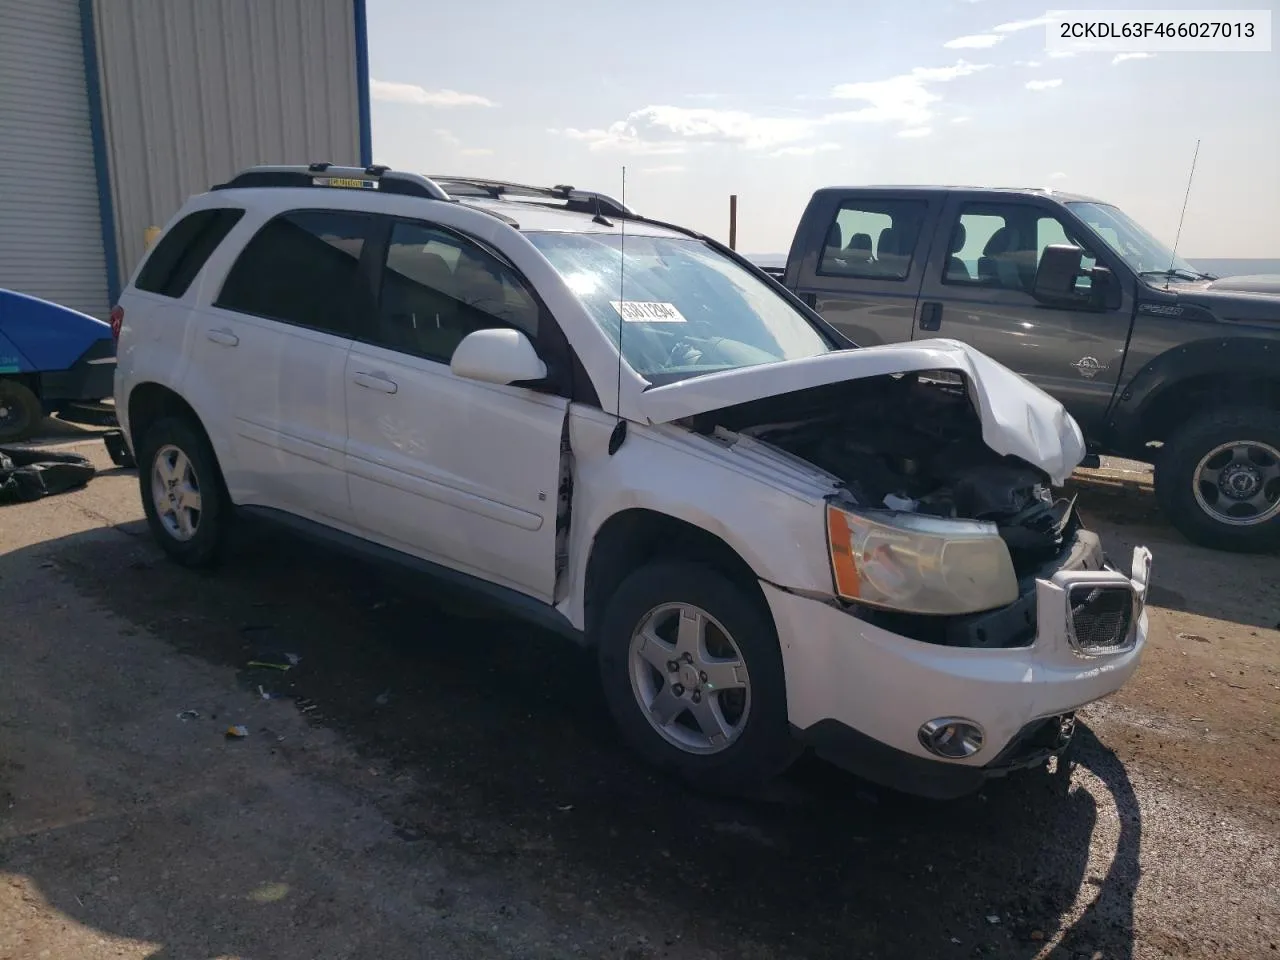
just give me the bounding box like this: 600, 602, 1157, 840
89, 0, 365, 286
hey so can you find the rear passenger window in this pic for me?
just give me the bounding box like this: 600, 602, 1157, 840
368, 220, 540, 364
134, 208, 244, 298
215, 210, 376, 336
817, 200, 929, 281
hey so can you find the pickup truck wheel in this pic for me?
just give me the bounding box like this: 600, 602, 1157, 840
596, 561, 797, 793
137, 416, 232, 568
1155, 407, 1280, 553
0, 379, 42, 443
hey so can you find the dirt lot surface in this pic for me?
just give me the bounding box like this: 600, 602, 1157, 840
2, 427, 1277, 960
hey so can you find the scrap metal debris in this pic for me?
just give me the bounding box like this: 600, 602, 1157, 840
0, 445, 95, 504
225, 725, 249, 739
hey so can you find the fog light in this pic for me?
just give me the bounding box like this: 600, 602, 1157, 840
918, 718, 985, 759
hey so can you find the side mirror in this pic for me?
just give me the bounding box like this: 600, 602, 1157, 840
1032, 244, 1087, 305
450, 328, 548, 386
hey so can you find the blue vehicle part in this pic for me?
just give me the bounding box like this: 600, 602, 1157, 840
0, 288, 116, 408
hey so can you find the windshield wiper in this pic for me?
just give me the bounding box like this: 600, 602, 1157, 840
1141, 268, 1211, 282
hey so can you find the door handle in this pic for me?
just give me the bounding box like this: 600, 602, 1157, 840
919, 301, 942, 332
206, 329, 239, 347
352, 371, 398, 394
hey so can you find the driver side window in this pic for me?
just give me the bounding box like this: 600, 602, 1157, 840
1037, 216, 1097, 293
369, 219, 540, 365
943, 203, 1098, 296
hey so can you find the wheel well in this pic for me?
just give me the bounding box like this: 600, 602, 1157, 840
127, 382, 206, 448
1, 373, 40, 396
1138, 375, 1280, 447
582, 509, 764, 641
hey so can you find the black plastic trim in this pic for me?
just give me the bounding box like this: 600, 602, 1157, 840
38, 337, 116, 402
237, 506, 585, 644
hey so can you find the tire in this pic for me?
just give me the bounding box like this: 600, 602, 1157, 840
596, 561, 797, 793
1154, 406, 1280, 553
0, 379, 43, 444
136, 415, 233, 567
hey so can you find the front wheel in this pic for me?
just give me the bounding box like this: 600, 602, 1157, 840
1155, 406, 1280, 553
596, 561, 797, 793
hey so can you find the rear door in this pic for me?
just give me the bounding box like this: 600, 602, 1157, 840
787, 191, 942, 346
342, 215, 568, 602
915, 194, 1134, 431
188, 208, 378, 525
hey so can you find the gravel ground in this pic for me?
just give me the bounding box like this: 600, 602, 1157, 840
1, 430, 1277, 959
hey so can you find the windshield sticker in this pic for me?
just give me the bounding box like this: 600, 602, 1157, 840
610, 301, 688, 323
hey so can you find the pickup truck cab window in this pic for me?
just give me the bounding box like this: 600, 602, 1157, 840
942, 203, 1097, 293
818, 199, 930, 281
526, 231, 831, 383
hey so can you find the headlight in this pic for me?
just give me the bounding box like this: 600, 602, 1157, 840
825, 502, 1018, 615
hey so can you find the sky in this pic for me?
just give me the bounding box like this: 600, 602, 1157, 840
366, 0, 1279, 258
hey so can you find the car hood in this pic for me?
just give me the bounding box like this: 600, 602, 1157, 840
640, 338, 1087, 486
1202, 274, 1280, 297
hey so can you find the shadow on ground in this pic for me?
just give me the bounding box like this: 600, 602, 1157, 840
3, 521, 1145, 959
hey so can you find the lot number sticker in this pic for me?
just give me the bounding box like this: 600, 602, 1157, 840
610, 301, 688, 323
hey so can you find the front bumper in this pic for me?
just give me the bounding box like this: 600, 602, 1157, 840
765, 540, 1152, 799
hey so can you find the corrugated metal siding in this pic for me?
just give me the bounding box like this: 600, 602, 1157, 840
91, 0, 361, 284
0, 0, 112, 319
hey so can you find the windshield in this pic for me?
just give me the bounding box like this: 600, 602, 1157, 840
1065, 201, 1203, 279
525, 231, 833, 383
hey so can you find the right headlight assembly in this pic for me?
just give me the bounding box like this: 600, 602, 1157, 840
825, 502, 1019, 616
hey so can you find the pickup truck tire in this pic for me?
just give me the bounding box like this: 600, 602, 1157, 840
1155, 406, 1280, 553
0, 379, 42, 444
596, 561, 797, 793
137, 415, 232, 568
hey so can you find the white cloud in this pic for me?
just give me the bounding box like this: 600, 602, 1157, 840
771, 142, 841, 157
1113, 52, 1156, 64
828, 60, 991, 127
1026, 78, 1063, 91
554, 61, 990, 156
1015, 59, 1042, 67
898, 126, 932, 138
944, 34, 1002, 49
372, 79, 496, 108
993, 16, 1052, 33
951, 115, 972, 124
1049, 171, 1068, 180
642, 164, 686, 174
1048, 50, 1076, 59
435, 129, 461, 147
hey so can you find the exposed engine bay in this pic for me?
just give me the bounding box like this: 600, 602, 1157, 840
687, 370, 1076, 574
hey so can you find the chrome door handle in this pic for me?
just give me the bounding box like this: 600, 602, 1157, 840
206, 329, 239, 347
352, 371, 398, 394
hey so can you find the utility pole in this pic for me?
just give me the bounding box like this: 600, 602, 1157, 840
728, 194, 738, 250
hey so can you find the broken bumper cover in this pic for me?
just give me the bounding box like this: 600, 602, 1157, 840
764, 544, 1152, 799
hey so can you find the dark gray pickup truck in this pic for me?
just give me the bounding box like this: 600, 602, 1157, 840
764, 185, 1280, 553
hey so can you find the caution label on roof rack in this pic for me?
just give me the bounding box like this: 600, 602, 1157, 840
312, 176, 379, 190
610, 301, 687, 323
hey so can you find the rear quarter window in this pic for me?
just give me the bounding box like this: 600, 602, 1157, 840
133, 208, 245, 298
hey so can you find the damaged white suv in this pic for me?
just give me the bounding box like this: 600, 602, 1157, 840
114, 164, 1153, 799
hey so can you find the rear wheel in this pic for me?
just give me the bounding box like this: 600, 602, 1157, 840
596, 561, 797, 793
0, 379, 42, 443
137, 416, 232, 567
1155, 406, 1280, 553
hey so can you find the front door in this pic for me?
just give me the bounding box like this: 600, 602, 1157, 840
789, 192, 943, 347
343, 216, 567, 602
915, 196, 1133, 433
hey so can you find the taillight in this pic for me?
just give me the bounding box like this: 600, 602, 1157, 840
109, 305, 124, 341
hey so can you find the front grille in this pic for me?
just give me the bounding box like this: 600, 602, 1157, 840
1066, 584, 1135, 654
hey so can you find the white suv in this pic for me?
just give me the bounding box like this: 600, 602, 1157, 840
114, 164, 1153, 799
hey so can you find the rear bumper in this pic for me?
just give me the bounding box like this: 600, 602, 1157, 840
765, 541, 1152, 799
38, 337, 116, 405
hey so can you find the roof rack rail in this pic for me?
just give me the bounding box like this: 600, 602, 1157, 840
211, 164, 453, 202
427, 176, 636, 219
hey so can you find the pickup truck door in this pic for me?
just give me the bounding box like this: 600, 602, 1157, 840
914, 194, 1134, 434
787, 191, 943, 346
